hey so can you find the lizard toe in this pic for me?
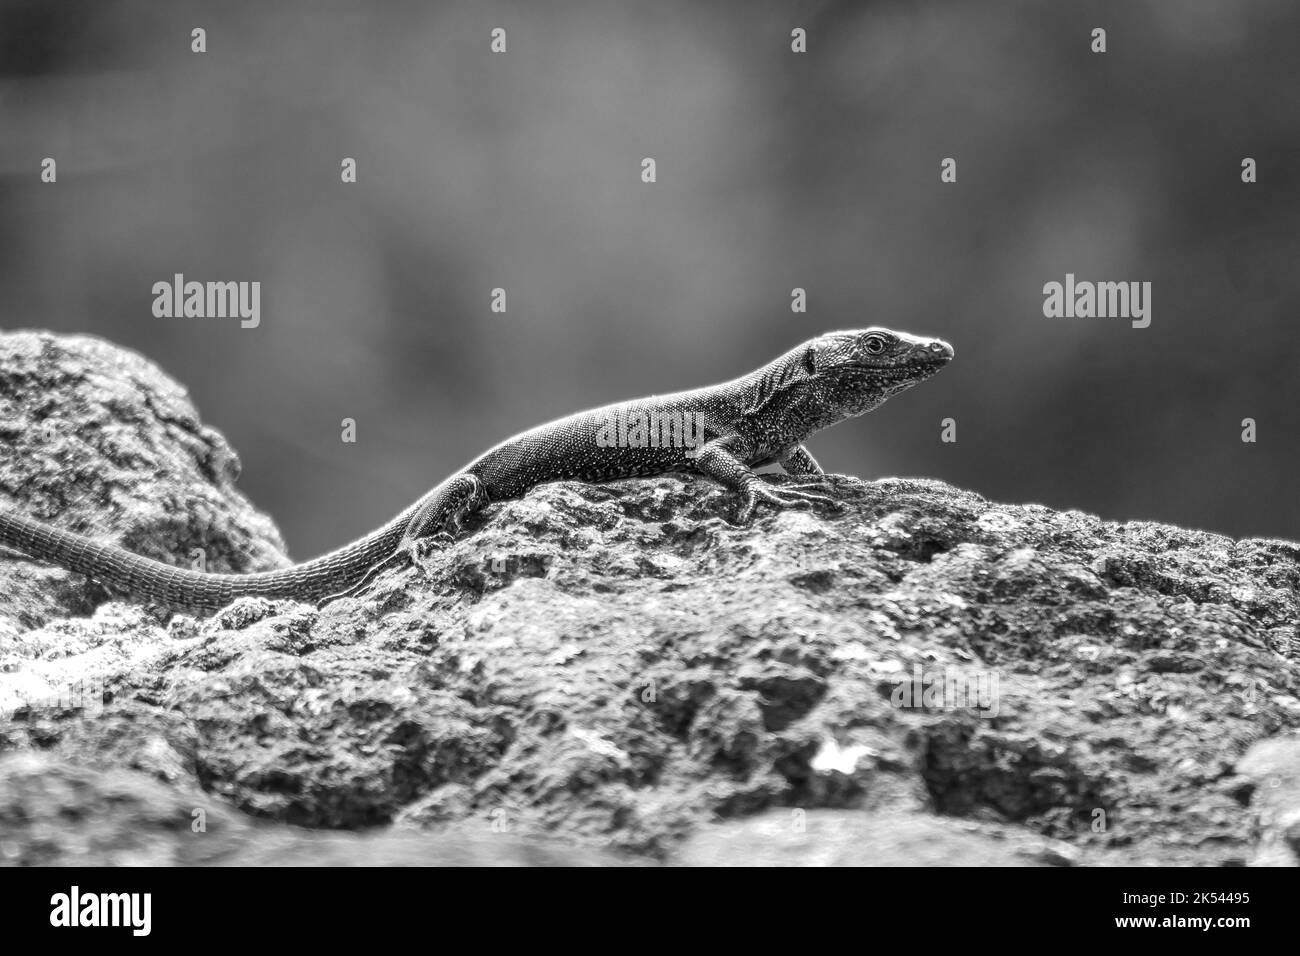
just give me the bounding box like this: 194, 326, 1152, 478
749, 483, 841, 514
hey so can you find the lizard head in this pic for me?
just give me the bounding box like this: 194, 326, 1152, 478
790, 327, 955, 420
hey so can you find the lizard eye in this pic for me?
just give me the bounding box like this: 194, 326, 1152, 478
864, 334, 887, 355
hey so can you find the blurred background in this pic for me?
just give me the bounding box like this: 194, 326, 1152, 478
1, 0, 1296, 555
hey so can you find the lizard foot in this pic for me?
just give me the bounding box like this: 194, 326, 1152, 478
735, 481, 841, 524
317, 545, 416, 607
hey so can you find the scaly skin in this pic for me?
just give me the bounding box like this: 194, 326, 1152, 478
0, 328, 954, 610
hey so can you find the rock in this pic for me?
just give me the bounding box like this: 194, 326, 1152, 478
2, 331, 1299, 866
0, 331, 287, 628
0, 751, 625, 866
1235, 737, 1300, 866
676, 809, 1078, 866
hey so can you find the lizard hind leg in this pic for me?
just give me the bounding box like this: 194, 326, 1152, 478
399, 473, 488, 547
317, 474, 489, 608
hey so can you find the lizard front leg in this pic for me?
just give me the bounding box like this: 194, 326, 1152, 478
780, 444, 824, 477
694, 440, 837, 524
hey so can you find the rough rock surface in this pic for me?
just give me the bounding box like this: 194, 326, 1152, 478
2, 331, 1299, 866
0, 331, 287, 629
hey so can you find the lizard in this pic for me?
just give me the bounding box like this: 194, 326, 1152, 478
0, 328, 953, 611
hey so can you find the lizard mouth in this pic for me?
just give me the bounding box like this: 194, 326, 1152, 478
861, 357, 951, 393
870, 360, 947, 379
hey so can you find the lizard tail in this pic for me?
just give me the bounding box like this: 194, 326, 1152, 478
0, 476, 470, 611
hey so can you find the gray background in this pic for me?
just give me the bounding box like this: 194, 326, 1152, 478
2, 0, 1297, 556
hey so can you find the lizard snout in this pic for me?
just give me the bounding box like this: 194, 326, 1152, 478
914, 338, 954, 365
